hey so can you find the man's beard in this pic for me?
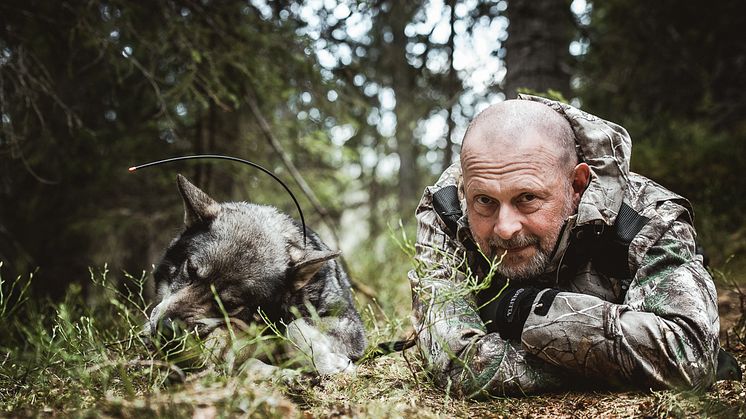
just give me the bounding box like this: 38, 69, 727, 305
481, 233, 550, 281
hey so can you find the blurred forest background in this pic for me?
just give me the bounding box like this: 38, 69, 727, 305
1, 0, 745, 300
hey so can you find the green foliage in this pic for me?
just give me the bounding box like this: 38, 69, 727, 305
576, 0, 746, 267
0, 262, 33, 322
516, 88, 570, 105
0, 265, 315, 415
1, 267, 155, 411
2, 263, 745, 416
0, 1, 359, 294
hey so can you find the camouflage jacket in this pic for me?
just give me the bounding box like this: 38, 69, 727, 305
409, 95, 720, 397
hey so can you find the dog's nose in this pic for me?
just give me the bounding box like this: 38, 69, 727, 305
156, 317, 186, 341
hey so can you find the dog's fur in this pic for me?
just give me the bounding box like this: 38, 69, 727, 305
147, 175, 366, 375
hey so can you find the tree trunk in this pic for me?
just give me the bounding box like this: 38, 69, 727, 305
442, 0, 458, 173
504, 0, 573, 99
388, 5, 419, 216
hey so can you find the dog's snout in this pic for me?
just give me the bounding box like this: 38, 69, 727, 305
159, 316, 175, 332
156, 316, 187, 340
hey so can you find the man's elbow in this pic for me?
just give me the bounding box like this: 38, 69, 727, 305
677, 323, 720, 391
656, 344, 718, 391
679, 352, 718, 391
418, 351, 504, 399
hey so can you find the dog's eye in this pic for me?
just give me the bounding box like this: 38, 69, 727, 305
219, 300, 244, 316
184, 258, 202, 280
187, 264, 198, 279
154, 263, 177, 285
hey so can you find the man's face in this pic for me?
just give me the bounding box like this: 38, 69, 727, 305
462, 129, 577, 281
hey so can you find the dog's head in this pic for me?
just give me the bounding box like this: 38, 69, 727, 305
147, 175, 338, 339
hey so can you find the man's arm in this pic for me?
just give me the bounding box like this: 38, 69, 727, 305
410, 192, 565, 397
520, 200, 720, 390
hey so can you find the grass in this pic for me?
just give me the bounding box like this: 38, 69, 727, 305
1, 238, 746, 418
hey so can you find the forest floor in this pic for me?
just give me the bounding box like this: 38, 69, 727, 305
1, 266, 745, 418
58, 344, 745, 419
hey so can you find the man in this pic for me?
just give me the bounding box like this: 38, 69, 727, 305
409, 95, 722, 397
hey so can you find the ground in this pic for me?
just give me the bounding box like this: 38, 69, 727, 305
62, 342, 746, 418
2, 267, 745, 418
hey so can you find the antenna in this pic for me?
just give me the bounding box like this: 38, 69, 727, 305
129, 154, 307, 245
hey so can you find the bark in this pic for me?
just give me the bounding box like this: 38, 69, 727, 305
381, 2, 421, 216
442, 0, 458, 173
504, 0, 574, 99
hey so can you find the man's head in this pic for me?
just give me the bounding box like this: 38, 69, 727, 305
461, 100, 590, 281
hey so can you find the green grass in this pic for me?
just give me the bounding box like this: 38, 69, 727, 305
2, 239, 746, 418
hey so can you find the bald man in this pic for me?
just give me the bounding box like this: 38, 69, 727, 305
409, 95, 724, 397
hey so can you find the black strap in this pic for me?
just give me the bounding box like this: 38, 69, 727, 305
366, 338, 417, 359
432, 185, 462, 238
616, 202, 651, 243
432, 185, 484, 257
599, 202, 650, 279
477, 277, 509, 333
564, 202, 651, 281
376, 338, 416, 353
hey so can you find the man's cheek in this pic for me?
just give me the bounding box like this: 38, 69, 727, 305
468, 215, 491, 245
471, 231, 492, 255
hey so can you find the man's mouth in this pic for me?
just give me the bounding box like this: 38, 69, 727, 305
500, 244, 532, 253
486, 234, 540, 260
489, 244, 534, 260
511, 247, 528, 254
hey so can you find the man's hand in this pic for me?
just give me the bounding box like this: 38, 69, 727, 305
492, 287, 560, 340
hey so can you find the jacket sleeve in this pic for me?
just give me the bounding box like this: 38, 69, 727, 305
409, 188, 565, 397
520, 200, 720, 390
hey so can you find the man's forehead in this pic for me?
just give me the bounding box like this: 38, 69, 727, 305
465, 169, 548, 193
461, 126, 569, 193
467, 124, 553, 150
462, 126, 563, 169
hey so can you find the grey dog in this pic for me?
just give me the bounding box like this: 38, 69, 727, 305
146, 175, 367, 375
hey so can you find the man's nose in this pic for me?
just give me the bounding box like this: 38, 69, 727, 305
493, 206, 522, 240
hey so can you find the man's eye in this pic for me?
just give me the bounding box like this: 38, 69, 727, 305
475, 195, 494, 205
520, 194, 537, 202
516, 194, 542, 213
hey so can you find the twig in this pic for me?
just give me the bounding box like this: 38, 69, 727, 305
244, 89, 335, 240
244, 88, 376, 299
401, 340, 420, 390
86, 358, 186, 382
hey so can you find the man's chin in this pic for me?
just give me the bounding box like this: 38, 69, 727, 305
495, 266, 533, 281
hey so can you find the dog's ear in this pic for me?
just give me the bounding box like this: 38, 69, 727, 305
291, 249, 341, 291
176, 174, 221, 228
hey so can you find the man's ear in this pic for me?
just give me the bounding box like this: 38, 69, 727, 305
291, 249, 341, 291
571, 163, 591, 206
176, 174, 220, 228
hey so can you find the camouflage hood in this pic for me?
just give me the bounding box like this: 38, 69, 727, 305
517, 94, 632, 228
